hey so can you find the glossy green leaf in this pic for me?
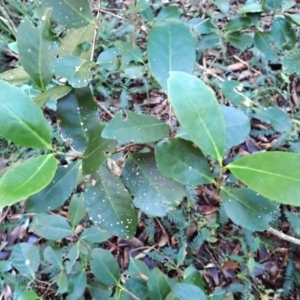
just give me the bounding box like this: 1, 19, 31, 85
156, 6, 182, 20
129, 257, 151, 278
102, 110, 169, 144
147, 268, 171, 300
50, 55, 95, 88
147, 19, 195, 91
31, 214, 73, 240
18, 291, 40, 300
0, 80, 52, 149
171, 283, 207, 300
57, 87, 99, 151
97, 48, 119, 71
90, 248, 121, 286
188, 18, 217, 35
221, 105, 250, 149
224, 16, 252, 32
253, 107, 292, 133
120, 278, 148, 300
282, 50, 300, 74
183, 265, 206, 290
168, 72, 226, 163
44, 246, 63, 268
80, 226, 111, 243
0, 154, 57, 210
0, 67, 30, 85
55, 271, 68, 294
265, 0, 282, 9
226, 32, 253, 50
26, 161, 79, 213
33, 86, 72, 108
271, 17, 296, 51
59, 24, 94, 60
285, 14, 300, 26
66, 268, 87, 300
123, 153, 185, 217
212, 0, 229, 15
221, 188, 279, 232
88, 281, 112, 300
68, 194, 86, 228
84, 166, 138, 239
17, 8, 59, 90
83, 125, 117, 175
238, 3, 264, 14
11, 243, 40, 278
197, 33, 220, 50
221, 80, 251, 107
41, 0, 93, 29
253, 31, 277, 62
227, 152, 300, 206
155, 138, 214, 185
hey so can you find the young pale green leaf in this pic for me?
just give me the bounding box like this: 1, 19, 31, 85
220, 188, 279, 232
50, 55, 95, 88
17, 8, 59, 90
147, 268, 171, 300
84, 166, 138, 239
33, 86, 72, 108
90, 248, 121, 286
171, 283, 207, 300
0, 66, 30, 85
44, 246, 63, 268
68, 194, 86, 228
226, 32, 253, 50
66, 268, 87, 300
156, 6, 182, 20
238, 3, 264, 14
227, 152, 300, 206
282, 50, 300, 74
221, 80, 251, 107
253, 31, 277, 62
123, 153, 185, 217
80, 226, 111, 243
147, 19, 195, 92
0, 154, 57, 210
25, 161, 79, 213
224, 16, 251, 32
18, 291, 40, 300
57, 87, 99, 151
155, 138, 214, 186
221, 105, 250, 149
253, 107, 292, 133
31, 214, 73, 240
11, 243, 40, 278
102, 110, 169, 144
285, 14, 300, 26
41, 0, 93, 29
59, 24, 94, 60
271, 17, 296, 51
0, 80, 52, 149
82, 125, 117, 175
168, 72, 226, 163
88, 281, 112, 300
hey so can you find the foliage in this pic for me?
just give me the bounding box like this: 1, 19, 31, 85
0, 0, 300, 298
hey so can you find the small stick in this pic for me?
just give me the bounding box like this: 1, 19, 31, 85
267, 226, 300, 246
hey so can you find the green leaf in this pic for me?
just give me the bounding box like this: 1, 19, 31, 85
271, 17, 296, 51
50, 55, 95, 88
88, 281, 112, 300
224, 16, 252, 32
156, 6, 182, 20
40, 0, 93, 29
97, 48, 119, 71
221, 187, 279, 232
265, 0, 282, 10
55, 271, 69, 294
0, 154, 57, 210
31, 214, 73, 240
126, 0, 150, 14
102, 110, 169, 144
82, 125, 117, 175
285, 14, 300, 27
171, 283, 207, 300
129, 257, 151, 278
120, 278, 148, 300
66, 268, 87, 300
11, 243, 40, 278
44, 246, 63, 268
168, 72, 226, 163
59, 24, 94, 60
221, 105, 250, 149
147, 268, 171, 300
197, 33, 221, 50
188, 18, 217, 35
84, 166, 138, 239
90, 248, 121, 286
226, 32, 253, 50
68, 194, 86, 228
183, 265, 206, 291
212, 0, 230, 15
238, 3, 265, 14
0, 67, 30, 85
123, 153, 185, 217
283, 50, 300, 74
17, 8, 59, 90
18, 291, 40, 300
155, 138, 214, 185
33, 86, 72, 108
57, 87, 99, 151
80, 226, 111, 243
0, 80, 52, 149
253, 31, 277, 62
147, 19, 195, 92
227, 152, 300, 206
115, 41, 143, 65
253, 107, 292, 133
25, 161, 79, 213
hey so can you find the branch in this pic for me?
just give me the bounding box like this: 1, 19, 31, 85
90, 0, 102, 61
267, 226, 300, 246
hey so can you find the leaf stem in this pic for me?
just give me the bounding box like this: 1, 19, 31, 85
90, 0, 102, 61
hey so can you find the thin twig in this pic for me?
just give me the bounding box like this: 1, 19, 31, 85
90, 0, 102, 61
267, 227, 300, 246
96, 101, 115, 118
